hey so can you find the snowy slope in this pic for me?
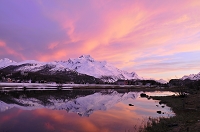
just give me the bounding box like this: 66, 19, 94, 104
181, 72, 200, 80
156, 79, 168, 84
0, 58, 17, 69
0, 91, 136, 116
0, 58, 71, 73
0, 55, 141, 82
143, 77, 168, 84
57, 55, 141, 81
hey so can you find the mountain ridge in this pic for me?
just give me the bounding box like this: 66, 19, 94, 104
0, 55, 141, 82
181, 72, 200, 80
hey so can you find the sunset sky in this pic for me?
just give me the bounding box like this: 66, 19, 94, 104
0, 0, 200, 80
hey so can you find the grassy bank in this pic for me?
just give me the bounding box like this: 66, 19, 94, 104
142, 90, 200, 132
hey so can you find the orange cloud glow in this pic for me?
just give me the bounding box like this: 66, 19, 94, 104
1, 0, 200, 79
0, 40, 25, 60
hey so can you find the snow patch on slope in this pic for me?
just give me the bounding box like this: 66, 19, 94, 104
0, 58, 17, 69
156, 79, 168, 84
57, 55, 141, 81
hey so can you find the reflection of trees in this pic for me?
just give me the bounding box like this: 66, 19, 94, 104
0, 90, 97, 105
0, 89, 137, 107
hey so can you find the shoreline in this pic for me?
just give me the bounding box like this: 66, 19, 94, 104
0, 82, 170, 91
143, 89, 200, 132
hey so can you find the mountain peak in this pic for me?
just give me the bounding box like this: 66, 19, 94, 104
156, 79, 168, 84
0, 58, 15, 62
79, 55, 94, 62
79, 55, 92, 59
0, 58, 17, 68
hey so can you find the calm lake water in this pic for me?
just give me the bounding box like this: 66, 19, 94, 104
0, 89, 175, 132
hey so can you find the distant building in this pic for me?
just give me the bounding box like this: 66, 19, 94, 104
66, 81, 74, 84
47, 82, 56, 84
40, 80, 47, 83
7, 78, 12, 83
135, 82, 143, 86
116, 80, 128, 85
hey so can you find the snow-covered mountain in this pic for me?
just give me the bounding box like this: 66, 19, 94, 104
181, 72, 200, 80
143, 77, 168, 84
0, 55, 141, 82
56, 55, 141, 82
0, 91, 136, 116
0, 58, 17, 69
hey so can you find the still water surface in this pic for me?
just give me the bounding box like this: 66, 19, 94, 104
0, 89, 175, 132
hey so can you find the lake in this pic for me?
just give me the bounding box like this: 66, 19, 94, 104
0, 89, 175, 132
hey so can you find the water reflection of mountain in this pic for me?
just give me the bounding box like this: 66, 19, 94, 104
0, 90, 137, 116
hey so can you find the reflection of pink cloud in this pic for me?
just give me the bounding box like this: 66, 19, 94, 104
44, 122, 55, 131
32, 104, 145, 132
34, 109, 99, 131
0, 109, 23, 124
1, 116, 10, 122
0, 99, 173, 132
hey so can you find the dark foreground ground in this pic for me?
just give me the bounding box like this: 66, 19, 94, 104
142, 89, 200, 132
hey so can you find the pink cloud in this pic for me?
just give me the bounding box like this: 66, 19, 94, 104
48, 42, 59, 50
37, 0, 200, 60
1, 0, 200, 79
0, 40, 26, 60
